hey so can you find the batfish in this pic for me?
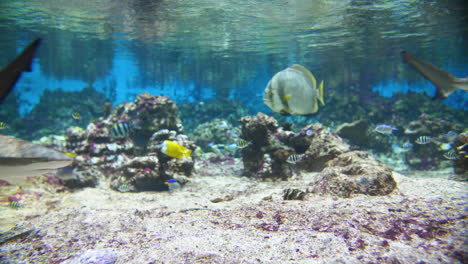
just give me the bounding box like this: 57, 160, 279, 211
264, 64, 324, 115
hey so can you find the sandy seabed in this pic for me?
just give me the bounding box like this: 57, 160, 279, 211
0, 162, 466, 264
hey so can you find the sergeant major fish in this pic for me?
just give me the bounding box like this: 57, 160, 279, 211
109, 122, 132, 138
415, 136, 433, 145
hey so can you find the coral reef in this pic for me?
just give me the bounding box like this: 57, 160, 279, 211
65, 93, 195, 191
451, 131, 468, 180
189, 118, 241, 154
403, 114, 463, 170
239, 113, 397, 196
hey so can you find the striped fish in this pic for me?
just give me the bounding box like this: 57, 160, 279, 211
443, 150, 458, 160
286, 154, 303, 164
237, 139, 251, 149
109, 122, 132, 138
117, 184, 131, 192
415, 136, 432, 145
9, 201, 21, 209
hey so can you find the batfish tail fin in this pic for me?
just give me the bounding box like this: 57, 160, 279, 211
318, 80, 325, 105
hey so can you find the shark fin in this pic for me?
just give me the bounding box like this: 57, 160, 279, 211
0, 38, 42, 103
401, 51, 468, 99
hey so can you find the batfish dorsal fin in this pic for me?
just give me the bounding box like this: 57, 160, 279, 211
291, 64, 317, 88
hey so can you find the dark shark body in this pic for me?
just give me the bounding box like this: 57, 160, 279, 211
401, 51, 468, 99
0, 38, 41, 103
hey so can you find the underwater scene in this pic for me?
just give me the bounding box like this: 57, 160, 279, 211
0, 0, 467, 263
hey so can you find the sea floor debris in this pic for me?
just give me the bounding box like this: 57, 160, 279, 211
0, 165, 466, 264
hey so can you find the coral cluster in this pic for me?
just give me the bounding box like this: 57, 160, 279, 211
239, 113, 396, 197
189, 118, 241, 155
65, 93, 195, 191
403, 114, 463, 170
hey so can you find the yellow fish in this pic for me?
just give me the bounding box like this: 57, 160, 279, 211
71, 112, 81, 120
161, 140, 192, 159
64, 152, 77, 158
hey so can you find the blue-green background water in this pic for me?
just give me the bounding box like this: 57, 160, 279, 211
0, 0, 467, 135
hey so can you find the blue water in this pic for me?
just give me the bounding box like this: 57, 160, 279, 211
0, 0, 467, 131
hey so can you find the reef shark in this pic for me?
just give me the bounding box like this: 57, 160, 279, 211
0, 38, 41, 104
0, 134, 73, 185
401, 51, 468, 99
0, 39, 74, 185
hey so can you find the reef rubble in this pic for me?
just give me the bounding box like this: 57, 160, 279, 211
239, 113, 397, 197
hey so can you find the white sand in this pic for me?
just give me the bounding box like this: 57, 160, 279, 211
0, 164, 466, 263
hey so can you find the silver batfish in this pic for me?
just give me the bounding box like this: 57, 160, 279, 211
263, 64, 324, 115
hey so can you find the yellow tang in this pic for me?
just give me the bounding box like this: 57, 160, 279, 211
161, 140, 192, 159
65, 152, 77, 158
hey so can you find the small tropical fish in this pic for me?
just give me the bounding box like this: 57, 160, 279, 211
263, 64, 325, 115
117, 184, 131, 192
305, 129, 314, 136
161, 140, 192, 159
109, 122, 132, 138
457, 143, 467, 153
375, 125, 397, 134
415, 136, 433, 144
402, 142, 413, 149
71, 112, 81, 120
0, 122, 6, 129
227, 143, 237, 150
237, 139, 251, 149
193, 149, 204, 158
286, 154, 303, 164
64, 152, 77, 158
9, 201, 21, 209
443, 150, 459, 160
165, 179, 181, 192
